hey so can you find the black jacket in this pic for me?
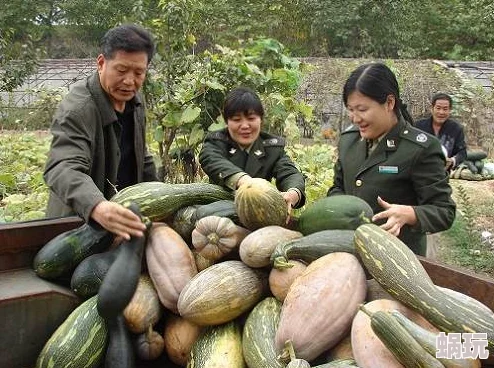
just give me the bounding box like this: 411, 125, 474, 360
199, 129, 306, 208
415, 117, 467, 168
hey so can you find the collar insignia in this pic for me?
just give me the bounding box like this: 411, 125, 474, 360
386, 139, 396, 148
229, 148, 237, 154
254, 150, 263, 156
416, 133, 428, 143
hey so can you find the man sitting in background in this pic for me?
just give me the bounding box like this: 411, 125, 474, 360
415, 93, 467, 171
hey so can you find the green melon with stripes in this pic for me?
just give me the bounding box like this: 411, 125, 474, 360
242, 297, 284, 368
36, 295, 108, 368
234, 178, 287, 230
354, 223, 494, 355
111, 181, 233, 221
187, 321, 244, 368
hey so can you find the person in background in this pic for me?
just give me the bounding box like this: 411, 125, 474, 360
199, 86, 306, 216
44, 24, 157, 240
415, 93, 467, 171
328, 63, 456, 255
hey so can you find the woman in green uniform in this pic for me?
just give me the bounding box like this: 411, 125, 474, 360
199, 87, 306, 215
328, 63, 456, 255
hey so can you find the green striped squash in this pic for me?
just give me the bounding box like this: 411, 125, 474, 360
187, 321, 245, 368
234, 178, 288, 230
297, 195, 372, 235
354, 223, 494, 355
111, 181, 233, 221
242, 297, 284, 368
36, 295, 108, 368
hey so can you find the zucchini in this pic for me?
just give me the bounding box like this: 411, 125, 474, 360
33, 221, 114, 279
70, 246, 120, 299
171, 205, 200, 245
270, 229, 355, 269
313, 359, 359, 367
187, 321, 245, 368
466, 149, 487, 161
111, 181, 233, 221
354, 223, 494, 354
104, 314, 135, 368
36, 295, 108, 368
391, 310, 481, 368
193, 199, 240, 224
297, 195, 372, 235
360, 305, 445, 368
97, 203, 147, 320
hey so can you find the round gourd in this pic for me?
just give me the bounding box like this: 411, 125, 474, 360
234, 178, 288, 230
163, 314, 203, 366
135, 326, 165, 361
268, 260, 307, 302
239, 225, 302, 268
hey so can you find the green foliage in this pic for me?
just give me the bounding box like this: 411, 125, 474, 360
143, 5, 314, 183
0, 133, 51, 222
286, 142, 335, 210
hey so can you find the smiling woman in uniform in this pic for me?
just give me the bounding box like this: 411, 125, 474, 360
199, 87, 306, 215
328, 63, 456, 255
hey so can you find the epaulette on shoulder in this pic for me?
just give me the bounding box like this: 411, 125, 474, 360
262, 136, 285, 147
207, 130, 229, 142
341, 125, 359, 135
401, 126, 434, 147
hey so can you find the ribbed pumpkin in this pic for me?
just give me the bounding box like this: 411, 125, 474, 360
234, 178, 287, 230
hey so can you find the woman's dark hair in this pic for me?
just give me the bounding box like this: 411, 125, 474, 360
431, 92, 453, 108
100, 24, 155, 64
223, 87, 264, 121
342, 62, 414, 125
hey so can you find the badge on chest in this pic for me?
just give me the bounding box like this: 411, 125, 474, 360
378, 165, 399, 174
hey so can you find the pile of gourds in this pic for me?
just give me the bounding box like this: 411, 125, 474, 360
33, 179, 493, 368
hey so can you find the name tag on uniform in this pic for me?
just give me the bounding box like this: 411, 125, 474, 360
379, 165, 398, 174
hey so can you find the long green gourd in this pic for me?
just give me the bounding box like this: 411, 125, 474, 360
354, 223, 494, 355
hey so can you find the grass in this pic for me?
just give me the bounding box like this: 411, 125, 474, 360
439, 215, 494, 278
437, 180, 494, 278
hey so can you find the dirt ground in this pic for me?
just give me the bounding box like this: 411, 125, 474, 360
427, 179, 494, 260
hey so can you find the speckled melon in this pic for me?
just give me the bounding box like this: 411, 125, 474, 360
234, 178, 287, 230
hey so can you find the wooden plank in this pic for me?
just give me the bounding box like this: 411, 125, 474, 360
0, 217, 83, 271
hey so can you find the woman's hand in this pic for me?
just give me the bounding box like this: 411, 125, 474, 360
282, 190, 300, 223
372, 196, 417, 237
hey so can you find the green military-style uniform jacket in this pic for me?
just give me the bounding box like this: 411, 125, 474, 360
44, 72, 157, 222
199, 129, 306, 208
328, 118, 456, 255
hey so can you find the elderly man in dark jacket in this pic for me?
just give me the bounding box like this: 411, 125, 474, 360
44, 24, 157, 240
415, 93, 467, 171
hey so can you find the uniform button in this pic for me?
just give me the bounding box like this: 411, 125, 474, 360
356, 179, 362, 187
404, 130, 409, 134
219, 173, 224, 178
